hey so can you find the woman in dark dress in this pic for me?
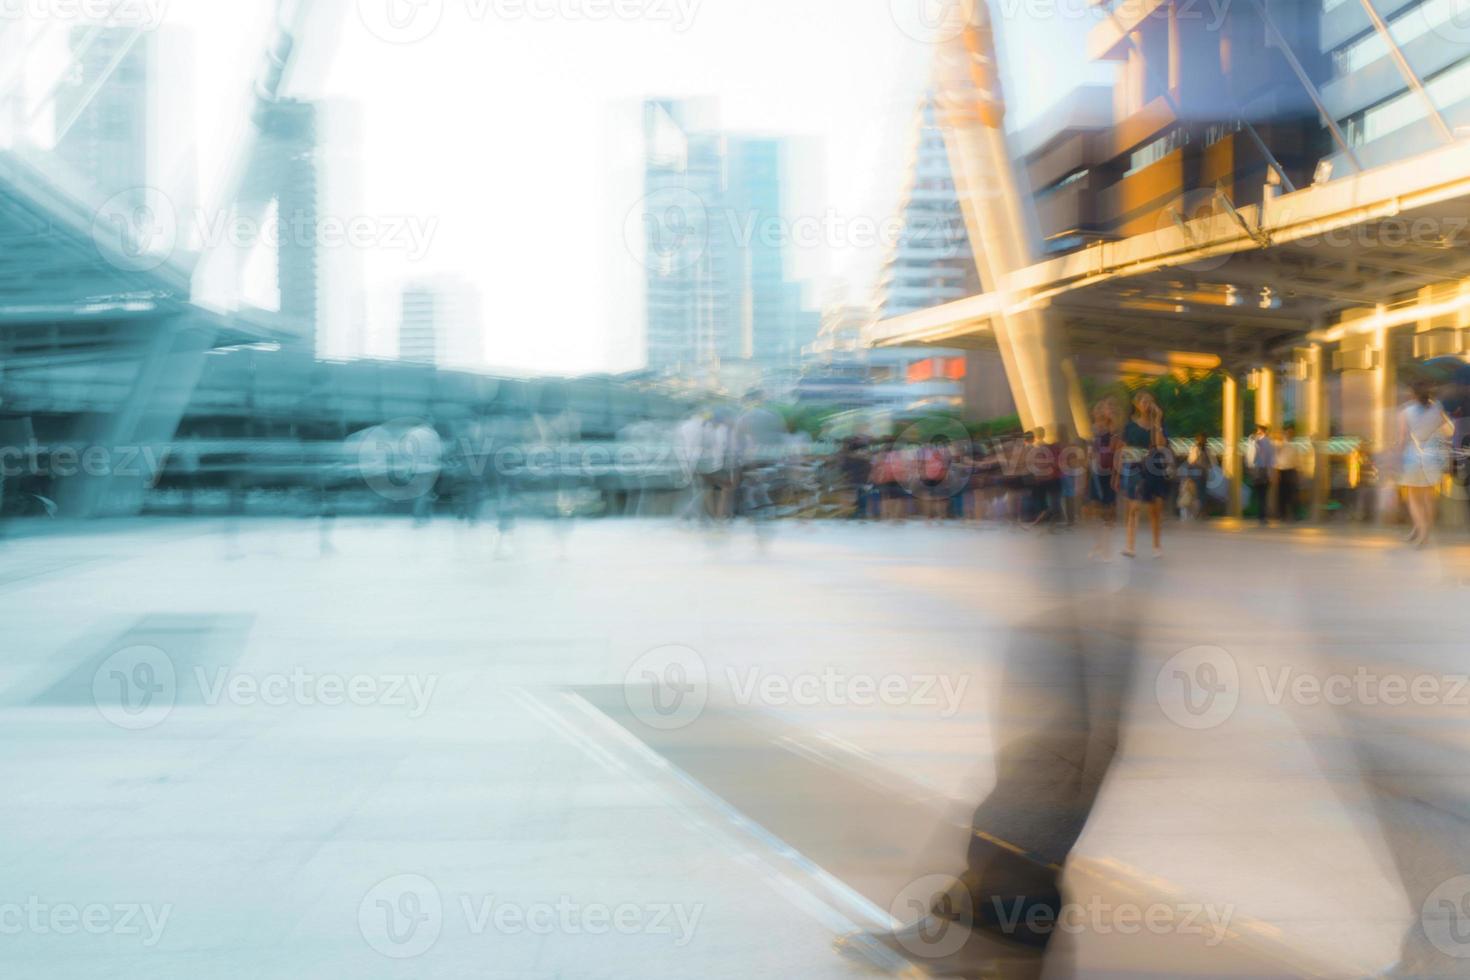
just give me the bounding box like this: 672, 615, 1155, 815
1115, 390, 1169, 558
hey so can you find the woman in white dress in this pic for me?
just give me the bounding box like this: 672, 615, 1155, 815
1397, 379, 1453, 547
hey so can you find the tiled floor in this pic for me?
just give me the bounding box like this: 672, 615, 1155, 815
0, 516, 1467, 977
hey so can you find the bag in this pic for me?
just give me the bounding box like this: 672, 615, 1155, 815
1148, 446, 1177, 482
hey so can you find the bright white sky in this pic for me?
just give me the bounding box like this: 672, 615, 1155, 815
151, 0, 1108, 375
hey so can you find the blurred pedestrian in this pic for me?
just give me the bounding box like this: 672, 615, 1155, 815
1119, 390, 1168, 558
1086, 399, 1120, 558
1397, 379, 1453, 547
1184, 432, 1213, 521
1247, 424, 1275, 525
917, 436, 953, 523
1275, 424, 1302, 522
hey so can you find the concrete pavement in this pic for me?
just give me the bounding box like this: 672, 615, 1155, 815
0, 516, 1467, 977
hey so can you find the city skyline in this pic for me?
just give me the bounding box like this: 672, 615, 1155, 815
71, 0, 1105, 376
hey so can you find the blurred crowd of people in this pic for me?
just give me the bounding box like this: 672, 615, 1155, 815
673, 377, 1470, 557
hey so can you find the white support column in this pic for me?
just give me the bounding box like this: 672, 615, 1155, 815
1223, 371, 1244, 518
1296, 345, 1330, 521
935, 1, 1077, 441
1371, 313, 1397, 453
1253, 364, 1279, 430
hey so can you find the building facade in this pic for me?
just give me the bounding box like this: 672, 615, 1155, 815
639, 98, 817, 384
398, 276, 484, 370
873, 0, 1470, 516
53, 25, 197, 219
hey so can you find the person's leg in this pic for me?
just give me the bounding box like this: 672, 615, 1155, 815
944, 546, 1141, 950
1411, 487, 1433, 543
1123, 499, 1138, 555
1403, 487, 1421, 541
1150, 497, 1164, 552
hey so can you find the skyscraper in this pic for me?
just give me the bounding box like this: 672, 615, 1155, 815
641, 98, 729, 377
398, 277, 484, 370
725, 136, 818, 371
236, 98, 368, 360
53, 25, 197, 217
638, 98, 816, 384
867, 94, 1012, 417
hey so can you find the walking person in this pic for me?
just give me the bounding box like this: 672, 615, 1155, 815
1247, 424, 1275, 525
1184, 432, 1213, 520
1027, 428, 1062, 528
1397, 379, 1453, 548
1275, 424, 1303, 522
1086, 400, 1120, 558
1117, 390, 1168, 559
